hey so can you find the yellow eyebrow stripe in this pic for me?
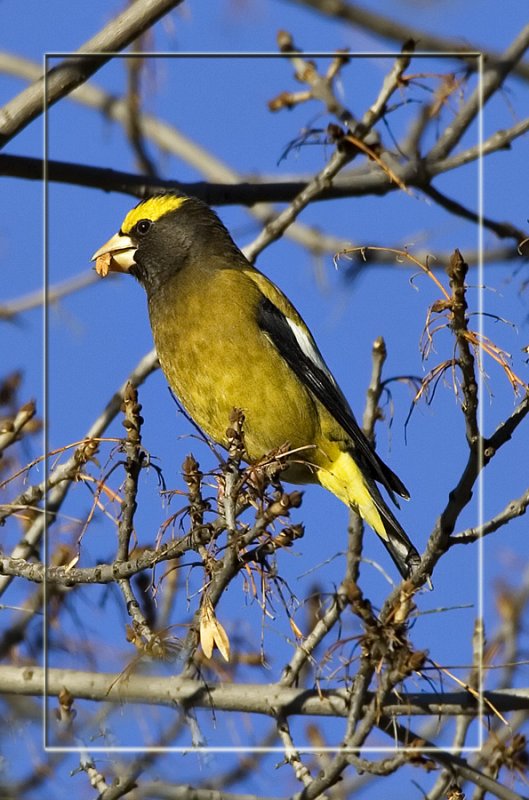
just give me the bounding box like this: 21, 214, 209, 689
122, 195, 188, 232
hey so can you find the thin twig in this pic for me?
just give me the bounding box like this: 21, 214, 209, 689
452, 486, 529, 544
0, 349, 158, 598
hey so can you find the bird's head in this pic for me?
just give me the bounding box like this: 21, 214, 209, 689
91, 193, 239, 295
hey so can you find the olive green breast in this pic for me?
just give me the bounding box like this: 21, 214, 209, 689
148, 263, 321, 463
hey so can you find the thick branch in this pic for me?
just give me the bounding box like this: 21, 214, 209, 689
0, 0, 184, 148
4, 665, 529, 716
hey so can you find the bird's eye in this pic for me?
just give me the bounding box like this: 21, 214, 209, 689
136, 219, 152, 236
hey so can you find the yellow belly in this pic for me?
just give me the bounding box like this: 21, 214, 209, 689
147, 264, 387, 529
148, 267, 320, 464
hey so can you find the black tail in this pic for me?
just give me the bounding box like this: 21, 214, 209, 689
370, 482, 421, 579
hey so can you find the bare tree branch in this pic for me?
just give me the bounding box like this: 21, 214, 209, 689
0, 350, 159, 597
0, 0, 184, 148
5, 664, 529, 716
452, 487, 529, 543
427, 23, 529, 162
285, 0, 529, 82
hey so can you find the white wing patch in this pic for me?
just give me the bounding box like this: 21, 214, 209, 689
286, 318, 339, 388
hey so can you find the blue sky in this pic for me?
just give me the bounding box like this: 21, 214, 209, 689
2, 0, 529, 793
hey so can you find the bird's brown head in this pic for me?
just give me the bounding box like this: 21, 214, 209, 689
92, 193, 240, 296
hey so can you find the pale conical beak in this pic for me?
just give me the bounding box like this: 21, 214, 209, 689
91, 232, 137, 276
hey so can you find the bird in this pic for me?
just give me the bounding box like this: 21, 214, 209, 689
92, 193, 421, 579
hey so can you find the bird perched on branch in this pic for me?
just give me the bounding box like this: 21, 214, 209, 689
92, 193, 421, 579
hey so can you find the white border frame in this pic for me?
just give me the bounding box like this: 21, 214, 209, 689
44, 50, 484, 755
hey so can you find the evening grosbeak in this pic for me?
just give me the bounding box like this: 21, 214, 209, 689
92, 194, 421, 579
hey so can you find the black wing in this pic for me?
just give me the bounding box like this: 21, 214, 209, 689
257, 296, 409, 505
